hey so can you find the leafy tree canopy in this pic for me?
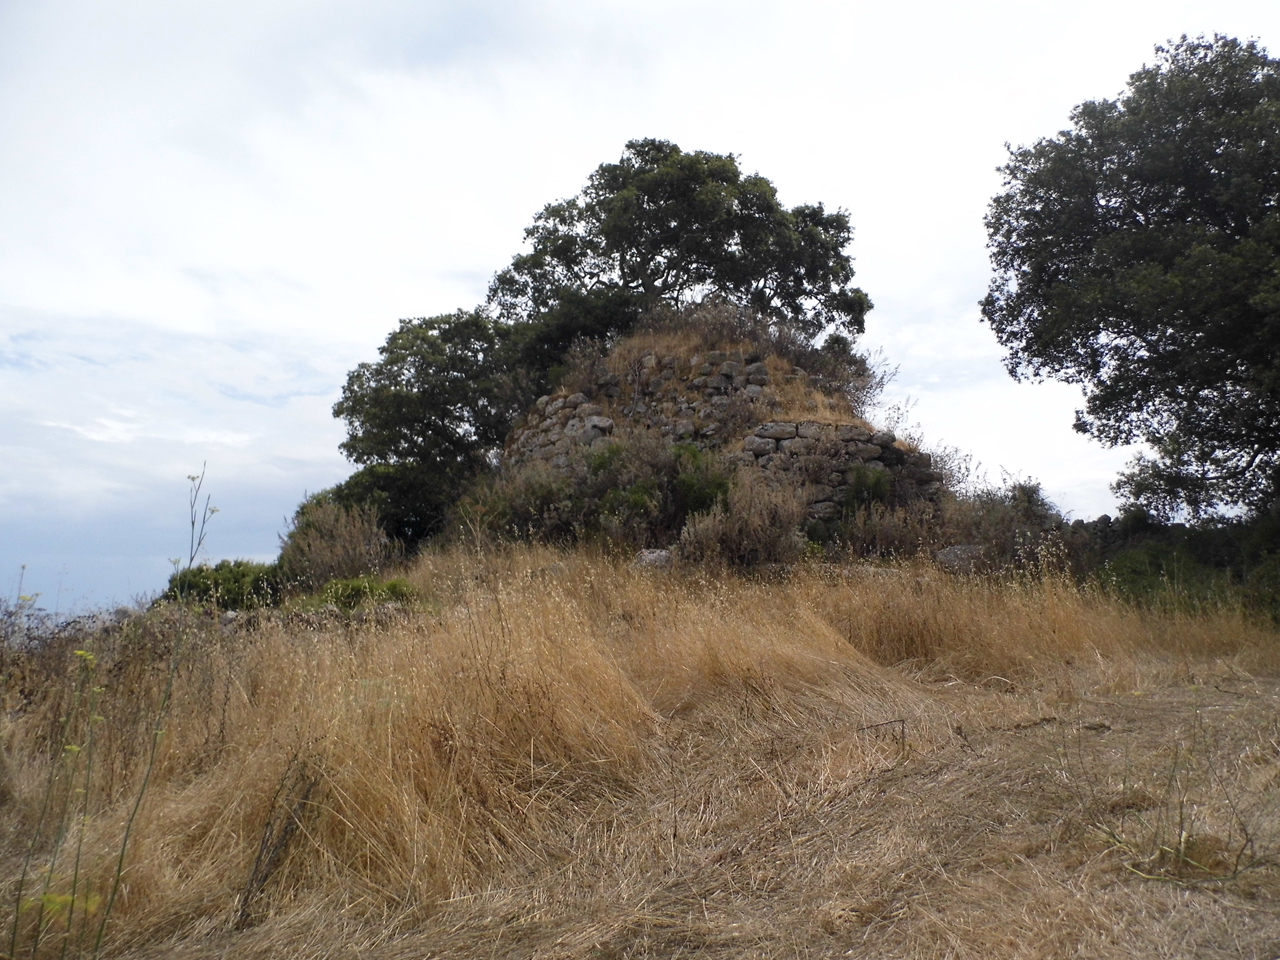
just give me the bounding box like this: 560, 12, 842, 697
332, 141, 871, 545
982, 35, 1280, 519
331, 310, 515, 542
488, 138, 871, 345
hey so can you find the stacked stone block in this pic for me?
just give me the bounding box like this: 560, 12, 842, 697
503, 347, 944, 518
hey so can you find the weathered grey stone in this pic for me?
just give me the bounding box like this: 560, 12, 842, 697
641, 354, 658, 369
935, 544, 984, 575
703, 375, 730, 392
707, 351, 727, 364
563, 417, 585, 437
745, 361, 769, 377
675, 419, 695, 438
547, 398, 565, 415
808, 501, 840, 521
757, 422, 798, 440
584, 415, 614, 433
536, 395, 551, 411
797, 421, 831, 439
743, 435, 776, 455
633, 548, 673, 568
862, 459, 887, 472
745, 384, 764, 398
662, 355, 677, 368
836, 424, 871, 442
579, 426, 602, 443
747, 374, 769, 386
711, 395, 730, 409
779, 437, 814, 456
850, 442, 882, 460
805, 484, 834, 503
720, 361, 743, 377
870, 429, 896, 447
577, 403, 603, 418
564, 393, 588, 407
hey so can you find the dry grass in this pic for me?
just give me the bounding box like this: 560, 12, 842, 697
1, 547, 1277, 958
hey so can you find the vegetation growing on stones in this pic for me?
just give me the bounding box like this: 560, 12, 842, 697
332, 142, 873, 545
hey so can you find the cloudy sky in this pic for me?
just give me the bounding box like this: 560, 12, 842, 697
3, 0, 1278, 610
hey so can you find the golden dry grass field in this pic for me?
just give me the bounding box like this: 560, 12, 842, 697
1, 546, 1277, 959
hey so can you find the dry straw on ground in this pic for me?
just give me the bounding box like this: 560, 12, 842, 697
1, 546, 1277, 958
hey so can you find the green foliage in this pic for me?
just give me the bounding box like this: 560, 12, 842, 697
319, 576, 414, 611
982, 35, 1280, 518
331, 311, 519, 544
842, 465, 893, 512
1101, 543, 1235, 608
488, 139, 871, 343
277, 494, 399, 594
676, 470, 806, 567
460, 436, 733, 548
332, 144, 874, 546
671, 443, 731, 517
163, 560, 278, 610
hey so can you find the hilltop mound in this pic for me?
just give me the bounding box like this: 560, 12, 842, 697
481, 322, 944, 550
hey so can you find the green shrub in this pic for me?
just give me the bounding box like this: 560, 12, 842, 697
163, 560, 279, 610
841, 464, 892, 512
320, 576, 415, 611
677, 470, 805, 567
277, 494, 400, 594
672, 443, 731, 517
459, 434, 732, 549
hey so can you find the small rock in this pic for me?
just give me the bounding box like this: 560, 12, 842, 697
779, 437, 814, 456
808, 501, 840, 521
584, 415, 615, 433
850, 443, 882, 460
633, 548, 673, 568
871, 429, 896, 447
935, 544, 984, 575
757, 422, 798, 440
836, 424, 872, 442
745, 361, 769, 376
675, 419, 695, 438
805, 484, 834, 503
745, 384, 764, 398
564, 393, 589, 407
744, 435, 776, 455
797, 421, 830, 439
577, 403, 603, 417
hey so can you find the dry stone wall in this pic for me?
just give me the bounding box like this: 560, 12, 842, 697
504, 347, 945, 522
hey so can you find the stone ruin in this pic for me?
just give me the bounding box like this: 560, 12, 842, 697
503, 346, 946, 527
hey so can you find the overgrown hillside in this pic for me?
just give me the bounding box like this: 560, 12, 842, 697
1, 547, 1277, 959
